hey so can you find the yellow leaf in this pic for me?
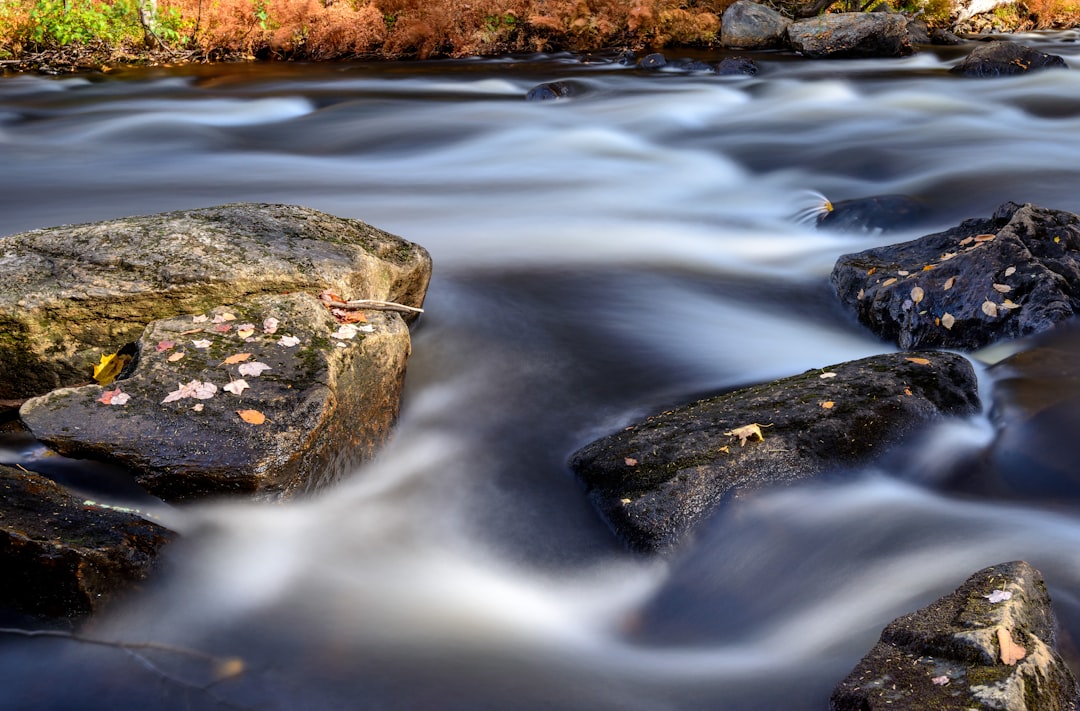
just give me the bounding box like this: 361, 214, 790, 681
222, 353, 253, 365
906, 357, 932, 366
214, 657, 246, 681
237, 409, 266, 425
997, 627, 1026, 666
821, 401, 835, 409
92, 352, 131, 386
236, 327, 255, 339
922, 264, 935, 271
723, 423, 772, 446
1001, 299, 1021, 310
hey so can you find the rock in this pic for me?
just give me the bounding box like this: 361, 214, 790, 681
0, 203, 431, 403
569, 352, 979, 553
831, 560, 1079, 710
525, 81, 576, 101
0, 465, 174, 619
716, 56, 759, 75
832, 202, 1080, 351
930, 28, 963, 45
638, 53, 667, 69
951, 41, 1067, 77
20, 293, 410, 501
817, 194, 927, 233
905, 17, 930, 44
787, 12, 914, 58
720, 0, 792, 50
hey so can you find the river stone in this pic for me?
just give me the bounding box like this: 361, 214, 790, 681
832, 202, 1080, 351
950, 41, 1067, 77
20, 292, 409, 501
0, 203, 431, 403
525, 81, 576, 101
569, 351, 979, 553
0, 465, 174, 619
831, 560, 1079, 710
720, 0, 792, 50
787, 13, 913, 58
818, 194, 927, 233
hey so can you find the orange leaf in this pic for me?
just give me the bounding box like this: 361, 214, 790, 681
906, 357, 932, 366
821, 401, 835, 409
997, 627, 1026, 666
222, 353, 253, 365
237, 409, 266, 425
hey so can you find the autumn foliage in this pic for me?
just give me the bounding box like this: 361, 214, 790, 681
0, 0, 730, 61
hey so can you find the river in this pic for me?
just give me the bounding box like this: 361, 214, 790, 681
3, 37, 1080, 709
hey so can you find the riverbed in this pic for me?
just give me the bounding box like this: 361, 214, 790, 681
3, 37, 1080, 709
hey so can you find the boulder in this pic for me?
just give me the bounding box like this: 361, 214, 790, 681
720, 0, 792, 50
787, 13, 913, 58
950, 41, 1067, 77
0, 465, 174, 619
0, 203, 431, 404
525, 81, 577, 101
716, 56, 760, 75
569, 352, 980, 553
20, 293, 409, 501
832, 202, 1080, 351
638, 53, 667, 69
831, 561, 1079, 710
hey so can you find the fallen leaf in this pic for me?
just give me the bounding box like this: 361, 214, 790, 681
819, 372, 838, 379
974, 233, 996, 242
941, 313, 956, 330
992, 283, 1012, 293
222, 353, 253, 365
922, 264, 935, 271
904, 388, 913, 396
212, 312, 237, 323
620, 497, 632, 504
931, 675, 950, 686
192, 314, 208, 323
723, 423, 772, 446
181, 328, 202, 335
1005, 266, 1016, 277
97, 388, 130, 405
821, 401, 835, 409
857, 289, 864, 301
319, 289, 346, 305
238, 362, 272, 377
167, 351, 186, 363
943, 276, 957, 291
192, 339, 212, 349
162, 380, 218, 404
1001, 299, 1021, 310
898, 270, 910, 277
214, 324, 233, 333
906, 357, 932, 366
939, 252, 957, 261
236, 323, 256, 339
331, 324, 359, 340
237, 409, 266, 425
155, 340, 175, 352
959, 236, 974, 246
997, 627, 1026, 666
223, 379, 250, 396
214, 657, 246, 681
92, 352, 131, 386
624, 457, 638, 467
331, 308, 368, 323
279, 335, 300, 347
984, 589, 1012, 603
192, 403, 204, 412
1054, 236, 1061, 244
718, 445, 730, 454
982, 300, 999, 318
263, 317, 280, 334
882, 277, 898, 287
866, 267, 876, 276
910, 286, 925, 304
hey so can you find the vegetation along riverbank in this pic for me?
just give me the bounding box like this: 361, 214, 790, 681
4, 0, 1080, 75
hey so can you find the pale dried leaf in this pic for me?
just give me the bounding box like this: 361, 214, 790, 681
223, 379, 250, 396
279, 335, 301, 347
941, 313, 956, 330
992, 283, 1012, 293
167, 351, 186, 363
723, 423, 771, 446
997, 627, 1026, 666
1001, 299, 1020, 310
263, 317, 280, 334
959, 237, 974, 246
192, 403, 204, 412
939, 252, 957, 261
898, 270, 910, 276
624, 457, 638, 467
192, 339, 212, 349
910, 286, 924, 304
192, 314, 208, 323
974, 233, 996, 242
238, 362, 272, 377
984, 589, 1012, 603
222, 353, 253, 365
906, 357, 931, 366
331, 324, 359, 340
943, 276, 957, 291
982, 300, 999, 318
212, 312, 237, 323
97, 388, 130, 405
882, 277, 898, 287
931, 675, 950, 686
819, 372, 838, 379
1005, 266, 1016, 277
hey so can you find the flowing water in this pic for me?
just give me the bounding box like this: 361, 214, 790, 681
4, 37, 1080, 709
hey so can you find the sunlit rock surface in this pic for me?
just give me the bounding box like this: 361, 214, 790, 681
20, 294, 410, 501
787, 13, 914, 59
0, 465, 174, 619
831, 560, 1079, 710
0, 203, 430, 403
720, 0, 792, 50
832, 202, 1080, 351
570, 352, 979, 553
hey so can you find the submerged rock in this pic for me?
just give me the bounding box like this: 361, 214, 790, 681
716, 56, 759, 76
21, 293, 409, 501
525, 81, 577, 101
817, 194, 927, 233
832, 202, 1080, 351
720, 0, 792, 50
570, 352, 979, 553
0, 203, 431, 404
787, 13, 913, 59
831, 560, 1079, 710
638, 53, 667, 69
951, 41, 1067, 77
0, 465, 174, 619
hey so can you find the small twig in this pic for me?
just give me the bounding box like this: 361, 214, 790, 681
325, 298, 425, 315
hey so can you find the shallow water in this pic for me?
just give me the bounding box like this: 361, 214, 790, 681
3, 39, 1080, 709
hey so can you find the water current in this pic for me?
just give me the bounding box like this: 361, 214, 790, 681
4, 35, 1080, 709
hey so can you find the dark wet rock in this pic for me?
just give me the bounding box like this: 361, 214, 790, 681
638, 53, 667, 69
930, 28, 963, 45
678, 60, 716, 73
720, 0, 792, 50
20, 293, 409, 502
951, 41, 1067, 77
525, 81, 576, 101
0, 203, 431, 404
832, 202, 1080, 351
831, 560, 1079, 711
817, 194, 927, 234
0, 465, 174, 619
905, 17, 930, 44
716, 56, 759, 75
787, 13, 913, 58
570, 352, 979, 553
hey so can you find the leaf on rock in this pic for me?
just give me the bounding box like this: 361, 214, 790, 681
939, 252, 957, 261
819, 372, 838, 379
943, 276, 957, 291
236, 323, 256, 339
192, 339, 212, 349
910, 286, 925, 304
92, 352, 130, 386
723, 423, 771, 446
279, 335, 300, 347
331, 324, 359, 340
237, 409, 266, 425
1001, 299, 1021, 310
974, 233, 996, 242
941, 313, 956, 330
214, 658, 246, 681
319, 289, 346, 305
238, 362, 272, 377
959, 236, 975, 246
982, 299, 999, 318
223, 379, 250, 396
331, 308, 368, 323
997, 627, 1026, 666
155, 340, 175, 352
212, 312, 237, 324
905, 357, 932, 366
192, 403, 204, 412
984, 589, 1012, 603
162, 380, 218, 404
214, 324, 233, 333
882, 277, 898, 287
624, 457, 638, 467
192, 314, 209, 323
222, 353, 253, 365
97, 388, 130, 405
821, 401, 835, 409
897, 270, 910, 277
263, 317, 280, 334
931, 675, 950, 686
992, 283, 1012, 293
167, 351, 186, 362
1005, 266, 1017, 277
